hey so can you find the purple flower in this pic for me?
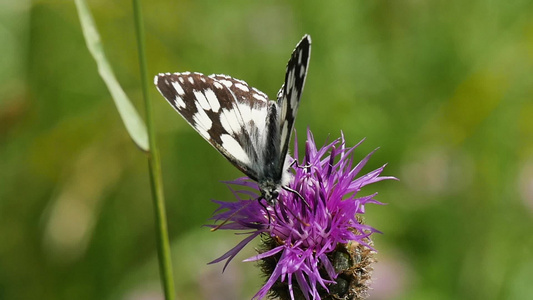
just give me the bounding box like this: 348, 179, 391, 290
209, 129, 397, 300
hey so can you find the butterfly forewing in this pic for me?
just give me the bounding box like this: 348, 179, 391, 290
277, 35, 311, 176
155, 72, 262, 180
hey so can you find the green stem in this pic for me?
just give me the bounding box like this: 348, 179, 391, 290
131, 1, 176, 299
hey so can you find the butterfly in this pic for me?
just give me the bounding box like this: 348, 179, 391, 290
154, 35, 311, 206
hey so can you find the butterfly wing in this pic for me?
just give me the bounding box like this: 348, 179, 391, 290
155, 35, 312, 187
276, 35, 312, 175
208, 74, 272, 154
155, 72, 267, 181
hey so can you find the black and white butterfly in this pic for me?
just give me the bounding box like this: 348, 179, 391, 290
155, 35, 311, 206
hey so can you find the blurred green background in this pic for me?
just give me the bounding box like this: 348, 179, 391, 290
1, 0, 533, 299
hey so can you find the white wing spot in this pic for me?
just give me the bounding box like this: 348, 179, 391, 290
235, 83, 249, 92
192, 102, 212, 135
220, 134, 251, 165
188, 77, 194, 84
234, 78, 246, 85
281, 95, 288, 116
220, 108, 241, 135
203, 88, 220, 112
179, 77, 185, 84
281, 122, 289, 148
300, 65, 305, 77
212, 74, 230, 79
220, 80, 233, 88
287, 69, 295, 90
298, 49, 302, 64
193, 90, 210, 110
174, 96, 186, 109
171, 81, 186, 96
290, 92, 298, 110
200, 77, 206, 83
253, 93, 266, 102
214, 82, 223, 89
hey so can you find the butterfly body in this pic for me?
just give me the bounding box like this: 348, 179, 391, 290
155, 35, 311, 205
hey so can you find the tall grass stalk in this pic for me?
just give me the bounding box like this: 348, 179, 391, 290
132, 0, 176, 299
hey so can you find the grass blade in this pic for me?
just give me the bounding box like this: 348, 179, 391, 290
75, 0, 149, 151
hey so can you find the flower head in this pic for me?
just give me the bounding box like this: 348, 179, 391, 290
209, 129, 396, 300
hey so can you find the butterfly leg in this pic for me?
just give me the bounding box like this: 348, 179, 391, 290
289, 159, 312, 170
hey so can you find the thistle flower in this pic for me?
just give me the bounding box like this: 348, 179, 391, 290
209, 129, 396, 300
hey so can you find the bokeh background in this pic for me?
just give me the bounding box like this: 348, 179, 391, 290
1, 0, 533, 299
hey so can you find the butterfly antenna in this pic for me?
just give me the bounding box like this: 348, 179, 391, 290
282, 185, 311, 208
279, 187, 310, 227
